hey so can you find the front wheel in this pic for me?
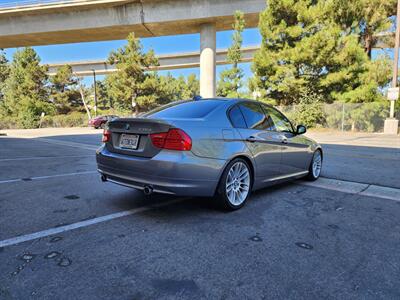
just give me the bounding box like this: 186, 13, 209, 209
215, 158, 252, 211
306, 150, 322, 181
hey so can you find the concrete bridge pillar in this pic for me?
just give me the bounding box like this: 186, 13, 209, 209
200, 23, 216, 98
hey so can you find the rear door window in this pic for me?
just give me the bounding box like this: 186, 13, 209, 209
228, 105, 247, 128
238, 102, 273, 130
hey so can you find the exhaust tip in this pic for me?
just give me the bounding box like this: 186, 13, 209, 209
143, 185, 154, 195
101, 174, 107, 182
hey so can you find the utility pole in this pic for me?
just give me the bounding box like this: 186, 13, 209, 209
92, 69, 98, 117
384, 0, 400, 134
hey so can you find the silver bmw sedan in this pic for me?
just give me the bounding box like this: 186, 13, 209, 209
96, 98, 322, 210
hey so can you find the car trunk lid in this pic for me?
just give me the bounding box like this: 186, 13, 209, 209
105, 118, 172, 158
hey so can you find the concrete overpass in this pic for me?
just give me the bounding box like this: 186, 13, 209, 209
47, 45, 259, 76
0, 0, 265, 97
0, 1, 395, 98
46, 30, 396, 76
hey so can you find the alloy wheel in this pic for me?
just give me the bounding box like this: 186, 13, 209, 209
312, 151, 322, 178
225, 161, 250, 206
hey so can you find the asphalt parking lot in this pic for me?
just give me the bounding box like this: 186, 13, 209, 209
0, 128, 399, 299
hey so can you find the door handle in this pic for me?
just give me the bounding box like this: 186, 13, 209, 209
246, 136, 257, 143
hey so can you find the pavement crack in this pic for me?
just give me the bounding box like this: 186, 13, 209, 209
358, 184, 371, 194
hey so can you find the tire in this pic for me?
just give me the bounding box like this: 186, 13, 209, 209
306, 150, 322, 181
215, 158, 253, 211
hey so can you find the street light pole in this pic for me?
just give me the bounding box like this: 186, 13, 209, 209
92, 69, 98, 117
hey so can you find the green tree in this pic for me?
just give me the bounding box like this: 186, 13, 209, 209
217, 11, 246, 97
328, 0, 396, 58
251, 0, 391, 105
0, 49, 9, 107
92, 80, 109, 108
186, 73, 200, 98
157, 74, 200, 100
49, 65, 80, 114
2, 47, 53, 128
106, 33, 160, 114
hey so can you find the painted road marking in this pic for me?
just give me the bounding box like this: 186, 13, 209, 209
0, 155, 94, 162
1, 134, 99, 151
299, 177, 400, 202
0, 176, 399, 248
0, 198, 186, 248
0, 167, 398, 202
0, 171, 97, 185
36, 138, 98, 151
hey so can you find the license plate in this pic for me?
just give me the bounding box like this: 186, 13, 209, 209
119, 134, 139, 150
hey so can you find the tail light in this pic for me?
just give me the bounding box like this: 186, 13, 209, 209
150, 128, 192, 151
102, 129, 111, 143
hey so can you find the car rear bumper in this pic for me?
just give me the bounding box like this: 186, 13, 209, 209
96, 146, 226, 197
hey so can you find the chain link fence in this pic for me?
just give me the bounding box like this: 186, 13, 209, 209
278, 102, 399, 133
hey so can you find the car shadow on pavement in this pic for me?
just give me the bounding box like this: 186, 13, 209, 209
110, 180, 294, 223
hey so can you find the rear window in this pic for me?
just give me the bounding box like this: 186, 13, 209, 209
146, 100, 222, 119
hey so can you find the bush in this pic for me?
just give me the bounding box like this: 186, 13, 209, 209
0, 112, 88, 129
290, 90, 325, 128
278, 99, 391, 132
325, 103, 348, 130
40, 112, 88, 128
348, 102, 388, 132
0, 115, 20, 130
14, 97, 56, 129
96, 108, 132, 117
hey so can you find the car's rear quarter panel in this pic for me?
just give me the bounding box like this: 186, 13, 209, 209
166, 103, 251, 161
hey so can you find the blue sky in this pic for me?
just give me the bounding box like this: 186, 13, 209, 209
0, 0, 393, 87
3, 28, 262, 86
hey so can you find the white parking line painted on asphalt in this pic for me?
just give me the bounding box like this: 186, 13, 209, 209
0, 170, 97, 185
299, 178, 400, 201
0, 155, 94, 162
35, 137, 98, 151
0, 198, 186, 248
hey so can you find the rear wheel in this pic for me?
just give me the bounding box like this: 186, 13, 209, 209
216, 158, 252, 211
306, 150, 322, 181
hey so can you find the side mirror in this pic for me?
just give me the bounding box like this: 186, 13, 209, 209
296, 125, 307, 135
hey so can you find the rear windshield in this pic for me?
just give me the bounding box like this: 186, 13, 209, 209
146, 100, 222, 119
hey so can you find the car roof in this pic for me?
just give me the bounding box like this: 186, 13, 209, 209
143, 98, 266, 120
197, 97, 250, 104
200, 97, 259, 102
